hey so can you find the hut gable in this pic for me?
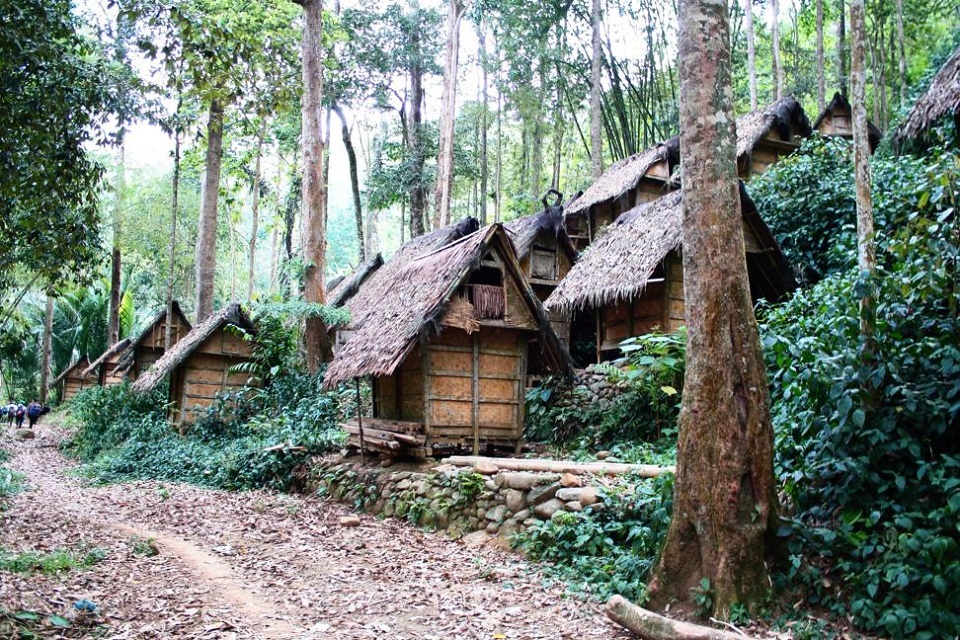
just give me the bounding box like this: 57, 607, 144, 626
896, 46, 960, 143
813, 92, 884, 151
82, 338, 132, 386
52, 357, 92, 403
328, 253, 384, 308
131, 303, 256, 395
112, 301, 193, 379
324, 224, 571, 388
736, 97, 812, 177
503, 196, 579, 287
546, 184, 796, 350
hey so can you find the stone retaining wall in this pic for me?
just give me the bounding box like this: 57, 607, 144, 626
309, 460, 606, 539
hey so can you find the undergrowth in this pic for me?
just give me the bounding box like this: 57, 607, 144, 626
0, 547, 106, 574
0, 448, 25, 509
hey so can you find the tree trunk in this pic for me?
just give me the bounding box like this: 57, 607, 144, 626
333, 104, 365, 262
817, 0, 825, 112
895, 0, 906, 106
39, 293, 53, 404
771, 0, 783, 100
408, 0, 426, 238
166, 123, 181, 351
434, 0, 465, 230
297, 0, 333, 371
744, 0, 757, 110
195, 98, 225, 322
590, 0, 603, 178
247, 116, 268, 301
479, 26, 489, 226
108, 141, 124, 346
850, 0, 876, 358
838, 0, 847, 95
649, 0, 779, 617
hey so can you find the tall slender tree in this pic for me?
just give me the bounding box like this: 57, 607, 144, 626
745, 0, 758, 110
434, 0, 467, 229
771, 0, 784, 99
195, 98, 224, 321
817, 0, 826, 111
590, 0, 603, 178
838, 0, 848, 95
650, 0, 779, 616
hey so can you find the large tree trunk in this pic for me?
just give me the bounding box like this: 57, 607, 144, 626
838, 0, 847, 95
434, 0, 465, 230
850, 0, 876, 358
744, 0, 757, 110
408, 1, 426, 238
817, 0, 825, 112
166, 120, 181, 351
195, 98, 225, 322
590, 0, 603, 178
771, 0, 783, 99
649, 0, 779, 617
39, 293, 53, 404
297, 0, 333, 371
247, 116, 267, 301
108, 141, 124, 346
333, 104, 365, 262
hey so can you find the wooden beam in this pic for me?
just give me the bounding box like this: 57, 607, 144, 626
442, 456, 674, 477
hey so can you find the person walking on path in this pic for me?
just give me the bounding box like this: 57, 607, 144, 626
4, 399, 14, 428
14, 402, 26, 429
27, 400, 43, 429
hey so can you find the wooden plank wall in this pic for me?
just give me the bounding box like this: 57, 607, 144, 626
374, 346, 423, 421
599, 282, 666, 352
171, 327, 255, 425
665, 253, 686, 332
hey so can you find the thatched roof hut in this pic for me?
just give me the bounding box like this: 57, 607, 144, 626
112, 301, 192, 380
325, 224, 572, 457
896, 46, 960, 143
327, 253, 384, 308
812, 92, 883, 151
82, 339, 132, 386
51, 357, 92, 403
132, 303, 256, 427
546, 184, 796, 359
736, 97, 812, 177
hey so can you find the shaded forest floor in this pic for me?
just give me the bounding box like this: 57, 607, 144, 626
0, 419, 630, 639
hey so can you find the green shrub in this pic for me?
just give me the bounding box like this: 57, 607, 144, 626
63, 382, 169, 461
512, 473, 674, 603
0, 547, 105, 574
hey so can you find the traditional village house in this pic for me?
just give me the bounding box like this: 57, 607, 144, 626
895, 46, 960, 147
545, 185, 797, 362
111, 301, 192, 382
734, 96, 812, 178
324, 224, 572, 458
51, 357, 92, 403
813, 92, 884, 151
82, 338, 132, 387
131, 303, 256, 428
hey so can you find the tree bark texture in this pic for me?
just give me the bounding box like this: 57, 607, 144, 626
817, 0, 825, 112
478, 26, 489, 226
108, 142, 124, 346
771, 0, 783, 100
39, 294, 53, 404
408, 1, 426, 238
590, 0, 603, 178
247, 116, 267, 301
333, 105, 365, 262
166, 90, 183, 351
895, 0, 906, 106
744, 0, 757, 110
434, 0, 465, 230
195, 98, 225, 322
838, 0, 847, 95
649, 0, 779, 617
297, 0, 333, 371
850, 0, 876, 353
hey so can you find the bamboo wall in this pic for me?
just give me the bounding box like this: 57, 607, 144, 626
169, 328, 254, 426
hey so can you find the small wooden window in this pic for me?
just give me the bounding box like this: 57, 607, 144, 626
531, 246, 557, 280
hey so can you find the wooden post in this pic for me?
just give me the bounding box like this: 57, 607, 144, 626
472, 332, 480, 454
356, 377, 366, 465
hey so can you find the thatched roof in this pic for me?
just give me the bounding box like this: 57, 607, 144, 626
565, 138, 680, 218
131, 302, 256, 394
52, 357, 91, 387
896, 46, 960, 142
328, 253, 384, 308
324, 224, 572, 387
81, 339, 132, 378
340, 218, 481, 334
736, 97, 812, 161
112, 301, 192, 375
812, 92, 884, 150
545, 184, 796, 313
503, 201, 579, 265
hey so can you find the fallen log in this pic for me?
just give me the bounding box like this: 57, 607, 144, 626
605, 596, 757, 640
441, 456, 674, 477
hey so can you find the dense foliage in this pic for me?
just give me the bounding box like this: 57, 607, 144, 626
761, 149, 959, 637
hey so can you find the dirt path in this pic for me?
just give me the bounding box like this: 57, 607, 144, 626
0, 422, 629, 639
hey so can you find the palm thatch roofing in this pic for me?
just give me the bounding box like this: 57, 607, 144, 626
112, 301, 192, 375
81, 338, 132, 378
131, 302, 256, 394
503, 201, 579, 264
339, 217, 481, 334
324, 224, 572, 388
565, 137, 680, 218
545, 184, 796, 313
736, 97, 812, 161
896, 46, 960, 142
52, 357, 91, 387
812, 92, 884, 150
328, 253, 384, 308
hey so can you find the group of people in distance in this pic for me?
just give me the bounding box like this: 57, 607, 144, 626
2, 399, 46, 430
